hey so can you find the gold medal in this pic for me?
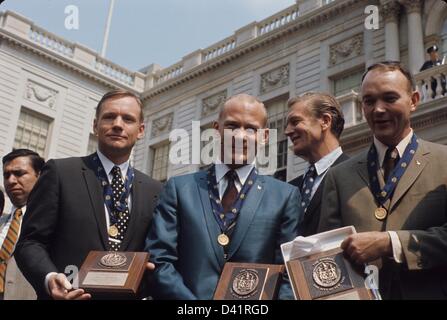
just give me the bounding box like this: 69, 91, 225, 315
374, 207, 388, 221
108, 225, 119, 237
217, 233, 230, 246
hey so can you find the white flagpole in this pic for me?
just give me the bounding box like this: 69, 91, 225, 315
101, 0, 115, 57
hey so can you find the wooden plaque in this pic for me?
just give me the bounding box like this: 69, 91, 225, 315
213, 262, 285, 300
287, 248, 375, 300
78, 251, 148, 298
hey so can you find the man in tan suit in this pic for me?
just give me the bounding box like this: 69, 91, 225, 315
0, 149, 44, 300
318, 61, 447, 299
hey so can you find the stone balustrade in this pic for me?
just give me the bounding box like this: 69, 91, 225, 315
415, 63, 447, 103
0, 11, 144, 91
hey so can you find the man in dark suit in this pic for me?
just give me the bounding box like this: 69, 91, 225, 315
285, 92, 348, 236
146, 94, 300, 299
318, 61, 447, 299
15, 89, 162, 299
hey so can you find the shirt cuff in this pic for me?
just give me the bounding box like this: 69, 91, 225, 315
387, 231, 404, 264
44, 272, 58, 296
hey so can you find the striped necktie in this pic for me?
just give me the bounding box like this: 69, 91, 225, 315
0, 208, 23, 293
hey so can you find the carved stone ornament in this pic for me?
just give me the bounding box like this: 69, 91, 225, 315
401, 0, 422, 14
260, 64, 289, 95
151, 112, 174, 138
329, 34, 363, 66
24, 80, 58, 109
201, 90, 227, 117
381, 1, 401, 23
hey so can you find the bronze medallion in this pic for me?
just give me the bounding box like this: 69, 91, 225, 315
108, 225, 119, 237
312, 258, 342, 289
232, 269, 259, 297
99, 252, 127, 268
218, 233, 230, 246
374, 207, 388, 221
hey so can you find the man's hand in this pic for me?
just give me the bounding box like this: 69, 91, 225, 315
146, 262, 155, 271
48, 273, 91, 300
341, 231, 392, 264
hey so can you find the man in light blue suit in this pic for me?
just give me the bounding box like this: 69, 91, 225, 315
146, 94, 301, 300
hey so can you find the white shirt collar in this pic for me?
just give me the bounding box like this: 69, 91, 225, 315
313, 147, 343, 176
9, 205, 26, 216
373, 129, 414, 167
96, 149, 129, 180
214, 162, 255, 186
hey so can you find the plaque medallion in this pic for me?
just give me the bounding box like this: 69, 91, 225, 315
232, 269, 259, 297
99, 252, 128, 268
312, 258, 342, 289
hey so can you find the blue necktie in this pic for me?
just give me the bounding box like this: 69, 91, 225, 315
300, 165, 317, 212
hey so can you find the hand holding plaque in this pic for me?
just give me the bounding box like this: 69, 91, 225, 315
281, 226, 380, 300
78, 251, 149, 299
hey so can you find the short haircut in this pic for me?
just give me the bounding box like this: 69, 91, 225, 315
96, 89, 144, 122
2, 149, 45, 175
219, 94, 268, 127
0, 189, 4, 214
361, 61, 415, 93
287, 92, 345, 139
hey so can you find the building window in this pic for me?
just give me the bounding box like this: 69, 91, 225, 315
265, 95, 289, 181
87, 133, 97, 155
151, 143, 170, 182
14, 109, 51, 156
333, 70, 363, 97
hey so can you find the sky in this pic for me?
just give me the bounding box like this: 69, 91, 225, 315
0, 0, 295, 72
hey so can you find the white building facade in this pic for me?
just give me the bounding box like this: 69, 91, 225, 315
1, 0, 447, 187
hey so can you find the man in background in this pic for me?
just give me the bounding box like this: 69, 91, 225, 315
0, 149, 44, 299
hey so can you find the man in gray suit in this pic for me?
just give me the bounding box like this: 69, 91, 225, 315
318, 61, 447, 299
0, 149, 44, 300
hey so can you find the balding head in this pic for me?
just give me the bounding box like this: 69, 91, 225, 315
218, 94, 268, 127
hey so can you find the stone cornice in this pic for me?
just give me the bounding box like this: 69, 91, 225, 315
141, 0, 361, 101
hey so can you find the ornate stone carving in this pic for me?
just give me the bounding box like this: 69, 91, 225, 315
151, 112, 173, 138
381, 1, 401, 23
329, 34, 363, 66
401, 0, 422, 14
201, 90, 227, 117
24, 80, 58, 108
260, 64, 289, 95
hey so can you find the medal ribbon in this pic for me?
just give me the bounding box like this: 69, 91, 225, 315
92, 153, 135, 226
207, 165, 258, 234
367, 134, 418, 207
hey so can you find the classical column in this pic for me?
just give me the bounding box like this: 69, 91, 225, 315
381, 1, 401, 61
402, 0, 425, 75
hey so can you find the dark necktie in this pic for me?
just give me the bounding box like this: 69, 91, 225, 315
221, 170, 239, 213
383, 147, 400, 182
109, 166, 130, 251
300, 164, 317, 212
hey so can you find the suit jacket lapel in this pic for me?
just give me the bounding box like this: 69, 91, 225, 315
390, 142, 428, 210
120, 172, 143, 251
82, 155, 108, 249
356, 150, 370, 186
197, 171, 225, 268
227, 175, 265, 260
